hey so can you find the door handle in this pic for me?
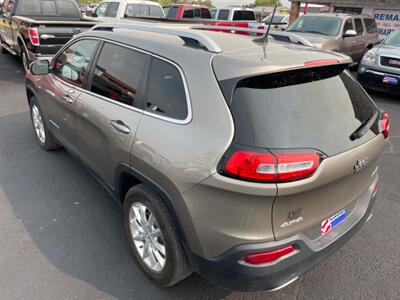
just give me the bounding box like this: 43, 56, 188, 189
62, 94, 74, 104
110, 120, 130, 134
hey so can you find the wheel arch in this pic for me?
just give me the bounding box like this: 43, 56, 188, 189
115, 163, 189, 244
26, 84, 37, 104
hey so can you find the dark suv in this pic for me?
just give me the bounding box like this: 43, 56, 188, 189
25, 23, 389, 291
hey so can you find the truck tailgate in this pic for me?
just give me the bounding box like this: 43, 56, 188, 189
35, 22, 96, 55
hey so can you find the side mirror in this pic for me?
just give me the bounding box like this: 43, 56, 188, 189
30, 60, 50, 75
91, 12, 97, 17
343, 29, 357, 38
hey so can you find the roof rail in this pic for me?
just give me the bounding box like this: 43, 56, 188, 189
90, 23, 222, 53
192, 24, 314, 47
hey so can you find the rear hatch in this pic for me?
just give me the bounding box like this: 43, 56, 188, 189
216, 63, 386, 240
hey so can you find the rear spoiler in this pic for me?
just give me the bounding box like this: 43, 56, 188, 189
218, 63, 351, 106
192, 24, 315, 47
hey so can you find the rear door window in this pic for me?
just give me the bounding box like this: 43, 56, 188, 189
217, 9, 229, 20
183, 7, 193, 18
145, 58, 188, 120
193, 8, 200, 18
107, 2, 119, 17
228, 67, 379, 156
210, 9, 216, 18
354, 18, 364, 35
53, 39, 99, 87
364, 18, 377, 34
201, 8, 211, 18
89, 43, 148, 108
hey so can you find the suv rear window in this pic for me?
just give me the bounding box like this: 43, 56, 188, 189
232, 10, 255, 21
228, 67, 379, 156
16, 0, 80, 17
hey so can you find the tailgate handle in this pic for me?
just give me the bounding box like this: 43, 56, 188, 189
41, 34, 56, 40
110, 120, 130, 134
62, 94, 74, 104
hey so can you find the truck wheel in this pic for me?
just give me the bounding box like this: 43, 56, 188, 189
29, 96, 60, 150
22, 49, 30, 71
0, 39, 8, 54
124, 184, 192, 287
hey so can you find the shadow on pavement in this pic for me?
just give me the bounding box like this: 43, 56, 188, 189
0, 111, 235, 299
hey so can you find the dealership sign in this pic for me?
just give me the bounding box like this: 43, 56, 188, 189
373, 9, 400, 39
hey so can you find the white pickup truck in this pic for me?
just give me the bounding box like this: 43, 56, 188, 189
90, 0, 165, 20
210, 7, 256, 21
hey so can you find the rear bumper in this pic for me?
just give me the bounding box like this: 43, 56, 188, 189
186, 179, 378, 292
358, 68, 400, 94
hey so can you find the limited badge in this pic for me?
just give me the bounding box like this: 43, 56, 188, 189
321, 209, 347, 236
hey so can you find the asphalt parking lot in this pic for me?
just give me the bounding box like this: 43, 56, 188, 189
0, 53, 399, 300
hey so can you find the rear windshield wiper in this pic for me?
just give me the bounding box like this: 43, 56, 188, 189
350, 111, 379, 141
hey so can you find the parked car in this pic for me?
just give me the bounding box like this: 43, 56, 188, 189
164, 4, 211, 20
358, 29, 400, 94
262, 14, 289, 31
0, 0, 97, 71
287, 14, 380, 62
25, 23, 389, 292
90, 0, 165, 20
210, 7, 256, 21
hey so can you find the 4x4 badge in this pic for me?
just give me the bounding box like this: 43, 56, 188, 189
354, 157, 368, 173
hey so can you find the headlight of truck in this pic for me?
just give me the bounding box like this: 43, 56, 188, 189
362, 50, 377, 65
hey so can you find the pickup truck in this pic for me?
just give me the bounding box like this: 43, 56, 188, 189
210, 7, 256, 21
0, 0, 97, 70
90, 0, 165, 20
164, 4, 211, 20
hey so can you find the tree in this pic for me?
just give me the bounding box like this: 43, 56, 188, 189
254, 0, 281, 7
192, 0, 214, 8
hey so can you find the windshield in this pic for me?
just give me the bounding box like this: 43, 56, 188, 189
288, 16, 343, 36
384, 30, 400, 46
263, 15, 285, 23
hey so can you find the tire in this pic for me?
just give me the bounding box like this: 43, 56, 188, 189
124, 184, 192, 287
29, 96, 60, 151
0, 38, 8, 54
21, 48, 30, 72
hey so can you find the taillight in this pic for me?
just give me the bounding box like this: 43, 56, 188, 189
243, 245, 295, 265
28, 28, 40, 46
379, 111, 389, 139
304, 59, 340, 67
224, 150, 320, 183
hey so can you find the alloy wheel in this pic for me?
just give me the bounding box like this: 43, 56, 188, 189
129, 202, 166, 273
31, 104, 46, 144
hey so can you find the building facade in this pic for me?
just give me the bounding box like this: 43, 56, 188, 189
289, 0, 400, 39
